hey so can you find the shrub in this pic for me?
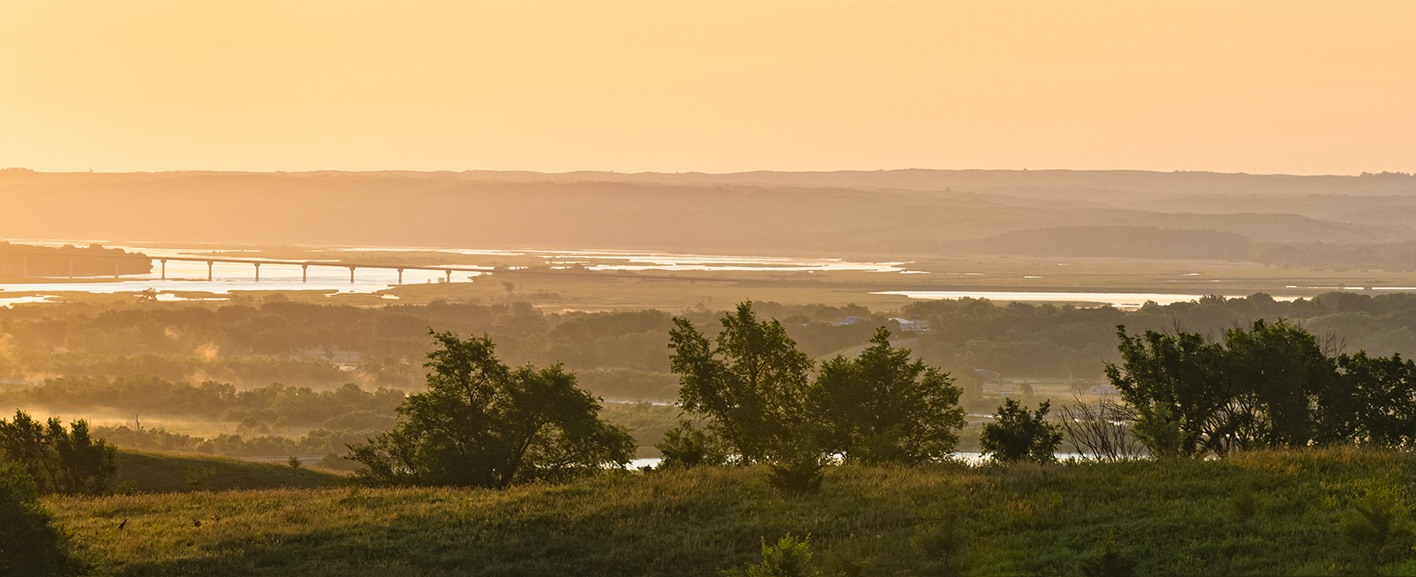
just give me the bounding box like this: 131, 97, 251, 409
656, 419, 728, 470
726, 534, 824, 577
979, 399, 1062, 464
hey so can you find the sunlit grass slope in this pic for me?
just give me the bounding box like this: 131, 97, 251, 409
114, 451, 343, 493
48, 449, 1415, 576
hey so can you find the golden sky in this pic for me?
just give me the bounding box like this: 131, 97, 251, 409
2, 1, 1412, 175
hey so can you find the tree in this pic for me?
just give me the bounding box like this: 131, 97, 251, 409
668, 301, 814, 464
347, 331, 635, 488
1340, 352, 1416, 447
0, 463, 88, 577
814, 327, 965, 464
1107, 321, 1351, 456
0, 410, 118, 496
1105, 326, 1229, 457
979, 399, 1062, 464
1220, 319, 1346, 449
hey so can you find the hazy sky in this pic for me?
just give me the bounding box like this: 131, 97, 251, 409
2, 1, 1413, 175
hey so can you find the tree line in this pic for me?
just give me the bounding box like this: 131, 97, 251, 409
1109, 319, 1416, 457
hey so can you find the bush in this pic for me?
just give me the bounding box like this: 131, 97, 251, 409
979, 399, 1062, 464
727, 534, 824, 577
0, 462, 87, 576
656, 419, 728, 470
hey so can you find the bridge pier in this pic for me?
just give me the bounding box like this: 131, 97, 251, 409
114, 259, 120, 278
445, 270, 451, 283
160, 259, 167, 280
302, 264, 308, 282
207, 261, 213, 281
254, 262, 261, 282
397, 268, 403, 284
349, 266, 356, 283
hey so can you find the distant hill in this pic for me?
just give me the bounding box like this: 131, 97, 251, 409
3, 168, 1414, 257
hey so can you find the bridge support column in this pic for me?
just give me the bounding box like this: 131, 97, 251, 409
349, 266, 356, 283
114, 259, 120, 278
445, 270, 451, 283
302, 265, 308, 282
160, 259, 167, 280
207, 261, 213, 281
254, 262, 260, 282
397, 268, 403, 284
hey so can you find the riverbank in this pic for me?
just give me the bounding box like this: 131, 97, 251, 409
46, 448, 1416, 576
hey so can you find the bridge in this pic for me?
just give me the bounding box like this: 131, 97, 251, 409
3, 250, 488, 283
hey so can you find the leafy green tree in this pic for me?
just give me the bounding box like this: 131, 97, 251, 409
979, 399, 1062, 464
0, 410, 118, 495
814, 327, 965, 464
668, 301, 815, 464
1105, 326, 1229, 457
347, 331, 635, 488
1339, 352, 1416, 447
1109, 320, 1351, 456
1220, 319, 1346, 449
0, 463, 88, 577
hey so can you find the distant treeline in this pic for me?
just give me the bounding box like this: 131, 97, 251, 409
0, 377, 404, 429
952, 226, 1416, 271
5, 293, 1416, 395
906, 291, 1416, 379
0, 299, 883, 396
0, 242, 151, 277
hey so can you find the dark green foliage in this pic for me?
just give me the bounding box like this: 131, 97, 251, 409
814, 327, 966, 464
347, 331, 635, 488
728, 534, 824, 577
1109, 319, 1416, 456
1105, 327, 1228, 456
1079, 536, 1137, 577
767, 455, 825, 496
656, 419, 728, 469
979, 399, 1062, 464
1339, 352, 1416, 447
0, 462, 87, 577
669, 302, 815, 464
0, 410, 118, 495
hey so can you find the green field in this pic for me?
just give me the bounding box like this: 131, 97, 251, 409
44, 448, 1416, 576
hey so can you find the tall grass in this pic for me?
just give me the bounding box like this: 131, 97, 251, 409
44, 448, 1416, 576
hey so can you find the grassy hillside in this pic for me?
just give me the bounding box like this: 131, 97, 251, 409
114, 451, 344, 493
46, 448, 1416, 576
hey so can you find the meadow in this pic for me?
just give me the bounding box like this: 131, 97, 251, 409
44, 448, 1416, 576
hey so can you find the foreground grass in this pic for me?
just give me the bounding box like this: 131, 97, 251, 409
46, 448, 1416, 576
